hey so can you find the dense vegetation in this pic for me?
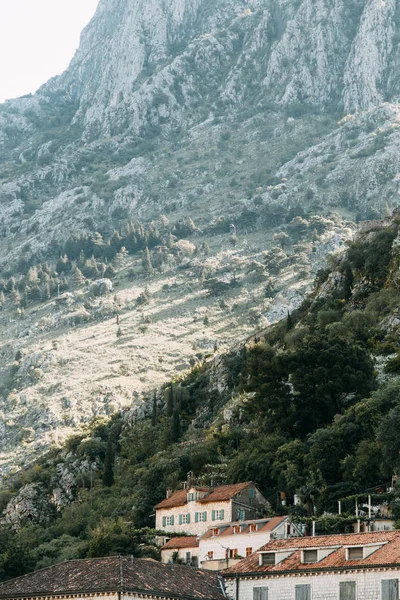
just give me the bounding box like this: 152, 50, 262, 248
2, 218, 400, 580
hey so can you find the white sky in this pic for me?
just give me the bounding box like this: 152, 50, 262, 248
0, 0, 99, 103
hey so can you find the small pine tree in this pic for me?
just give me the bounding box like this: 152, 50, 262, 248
40, 282, 51, 301
202, 242, 210, 256
72, 267, 86, 288
114, 246, 129, 269
10, 289, 21, 307
167, 233, 176, 248
142, 247, 153, 275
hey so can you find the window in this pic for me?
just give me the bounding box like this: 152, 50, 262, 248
162, 515, 174, 527
340, 581, 356, 600
302, 549, 318, 563
185, 552, 191, 565
382, 579, 399, 600
187, 492, 197, 502
212, 509, 225, 521
195, 511, 207, 522
207, 551, 214, 560
246, 547, 253, 556
238, 508, 246, 520
261, 553, 275, 566
249, 488, 255, 499
295, 584, 311, 600
253, 587, 268, 600
234, 526, 241, 534
250, 524, 258, 533
212, 528, 220, 536
179, 514, 190, 525
347, 547, 363, 560
229, 549, 238, 558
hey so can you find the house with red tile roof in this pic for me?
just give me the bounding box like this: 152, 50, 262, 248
161, 536, 200, 567
222, 530, 400, 600
0, 556, 225, 600
155, 482, 269, 536
198, 516, 302, 571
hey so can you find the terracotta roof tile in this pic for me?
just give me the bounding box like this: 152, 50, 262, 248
162, 537, 200, 549
155, 489, 192, 509
200, 517, 288, 540
154, 482, 253, 510
0, 557, 224, 600
197, 483, 252, 504
224, 531, 400, 576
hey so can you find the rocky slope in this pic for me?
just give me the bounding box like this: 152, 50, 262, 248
1, 0, 400, 471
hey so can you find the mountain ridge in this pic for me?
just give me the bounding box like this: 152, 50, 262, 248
0, 0, 400, 472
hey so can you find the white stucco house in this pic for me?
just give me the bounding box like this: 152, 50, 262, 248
160, 516, 302, 571
161, 536, 200, 567
222, 530, 400, 600
155, 482, 269, 536
199, 516, 302, 571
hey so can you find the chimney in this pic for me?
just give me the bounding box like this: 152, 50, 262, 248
166, 488, 173, 499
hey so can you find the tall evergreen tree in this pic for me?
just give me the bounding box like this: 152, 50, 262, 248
103, 437, 115, 487
343, 263, 354, 300
142, 247, 153, 275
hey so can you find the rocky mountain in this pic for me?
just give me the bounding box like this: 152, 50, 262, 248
1, 0, 400, 472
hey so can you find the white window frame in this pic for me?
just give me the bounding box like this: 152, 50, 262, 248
196, 511, 207, 522
165, 516, 174, 526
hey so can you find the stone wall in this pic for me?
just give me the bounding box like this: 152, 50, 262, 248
223, 569, 400, 600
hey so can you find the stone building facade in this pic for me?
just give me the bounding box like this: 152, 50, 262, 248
222, 530, 400, 600
161, 536, 200, 566
155, 482, 269, 536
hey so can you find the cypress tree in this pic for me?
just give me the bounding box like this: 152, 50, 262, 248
286, 312, 294, 332
170, 409, 181, 442
343, 264, 354, 301
103, 436, 114, 487
142, 247, 153, 275
151, 391, 158, 427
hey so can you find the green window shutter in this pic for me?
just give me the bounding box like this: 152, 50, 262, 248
339, 582, 356, 600
203, 511, 207, 521
249, 488, 255, 499
220, 509, 224, 520
170, 515, 174, 525
212, 510, 216, 521
253, 588, 268, 600
179, 515, 182, 525
382, 580, 399, 600
195, 512, 199, 523
187, 514, 190, 523
162, 517, 166, 527
295, 584, 311, 600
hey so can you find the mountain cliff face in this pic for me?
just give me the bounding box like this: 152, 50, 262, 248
1, 0, 400, 472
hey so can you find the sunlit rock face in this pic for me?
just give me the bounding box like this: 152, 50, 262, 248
1, 0, 400, 471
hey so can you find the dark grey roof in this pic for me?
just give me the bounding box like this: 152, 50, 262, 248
0, 556, 225, 600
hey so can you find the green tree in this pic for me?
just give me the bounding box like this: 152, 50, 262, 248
142, 248, 153, 275
102, 437, 114, 487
